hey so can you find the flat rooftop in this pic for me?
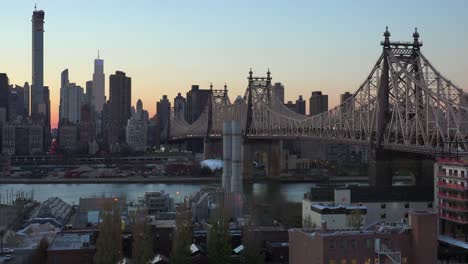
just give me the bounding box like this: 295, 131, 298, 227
49, 232, 93, 251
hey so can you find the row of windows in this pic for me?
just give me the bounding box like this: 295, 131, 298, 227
329, 238, 378, 250
328, 257, 408, 264
443, 168, 467, 177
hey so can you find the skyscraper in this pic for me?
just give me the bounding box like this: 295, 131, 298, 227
272, 82, 285, 104
185, 85, 211, 124
0, 73, 9, 122
126, 99, 147, 152
59, 69, 69, 121
86, 80, 93, 105
31, 7, 45, 116
92, 53, 105, 112
340, 92, 352, 104
108, 71, 131, 147
296, 95, 306, 115
156, 95, 171, 144
309, 91, 328, 116
173, 92, 186, 120
23, 82, 30, 116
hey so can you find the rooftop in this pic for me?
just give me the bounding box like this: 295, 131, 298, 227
49, 232, 94, 251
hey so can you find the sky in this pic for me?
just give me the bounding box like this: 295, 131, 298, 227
1, 0, 468, 128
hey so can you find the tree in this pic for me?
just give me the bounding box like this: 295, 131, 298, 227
207, 206, 231, 264
132, 209, 154, 264
242, 211, 264, 264
348, 209, 364, 229
95, 200, 122, 264
171, 208, 193, 264
29, 236, 49, 264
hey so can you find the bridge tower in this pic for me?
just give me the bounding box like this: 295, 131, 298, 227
369, 27, 431, 189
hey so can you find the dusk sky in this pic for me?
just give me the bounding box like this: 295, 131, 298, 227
1, 0, 468, 128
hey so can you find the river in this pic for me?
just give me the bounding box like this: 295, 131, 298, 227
0, 182, 316, 205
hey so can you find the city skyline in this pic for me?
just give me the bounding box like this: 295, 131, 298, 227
1, 1, 468, 128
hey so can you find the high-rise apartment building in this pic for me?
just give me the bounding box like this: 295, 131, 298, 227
185, 85, 211, 124
0, 73, 9, 122
309, 91, 328, 116
92, 55, 105, 112
108, 71, 131, 147
126, 99, 147, 152
31, 8, 45, 116
23, 82, 30, 116
85, 80, 93, 105
272, 82, 285, 104
156, 95, 171, 144
174, 92, 186, 120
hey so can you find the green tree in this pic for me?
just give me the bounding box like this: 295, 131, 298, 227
29, 236, 49, 264
132, 210, 154, 264
95, 200, 122, 264
207, 206, 231, 264
171, 208, 193, 264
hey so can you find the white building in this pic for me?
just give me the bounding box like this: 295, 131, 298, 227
302, 203, 367, 229
59, 69, 84, 124
126, 99, 147, 152
303, 188, 433, 227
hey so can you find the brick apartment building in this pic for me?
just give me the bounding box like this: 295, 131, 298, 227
289, 211, 437, 264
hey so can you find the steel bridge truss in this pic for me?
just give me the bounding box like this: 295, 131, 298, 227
169, 29, 468, 154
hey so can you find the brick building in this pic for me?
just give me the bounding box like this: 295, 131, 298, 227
289, 211, 437, 264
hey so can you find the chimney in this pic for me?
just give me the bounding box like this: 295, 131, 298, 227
321, 220, 327, 232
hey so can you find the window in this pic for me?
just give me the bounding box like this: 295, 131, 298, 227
384, 238, 391, 248
404, 202, 409, 208
402, 257, 408, 264
329, 260, 337, 264
329, 239, 335, 249
381, 213, 386, 219
340, 239, 347, 249
381, 203, 386, 209
462, 171, 465, 178
351, 239, 357, 249
428, 202, 433, 208
365, 239, 372, 248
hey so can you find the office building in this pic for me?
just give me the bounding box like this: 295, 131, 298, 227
79, 103, 96, 145
272, 82, 285, 104
92, 54, 105, 112
85, 80, 93, 105
126, 99, 147, 152
24, 82, 30, 116
15, 121, 43, 155
185, 85, 211, 124
309, 91, 328, 116
9, 84, 26, 121
156, 95, 171, 144
108, 71, 131, 147
59, 69, 70, 122
340, 92, 352, 104
174, 92, 186, 120
296, 95, 306, 115
289, 211, 437, 264
0, 73, 10, 122
1, 124, 16, 156
59, 121, 78, 152
31, 7, 45, 116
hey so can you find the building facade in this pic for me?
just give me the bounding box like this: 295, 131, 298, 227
309, 91, 328, 116
126, 99, 147, 152
185, 85, 211, 124
108, 71, 131, 148
31, 8, 45, 116
92, 56, 105, 112
174, 92, 186, 120
156, 95, 171, 145
272, 82, 285, 104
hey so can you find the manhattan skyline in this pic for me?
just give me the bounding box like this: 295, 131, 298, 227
1, 0, 468, 128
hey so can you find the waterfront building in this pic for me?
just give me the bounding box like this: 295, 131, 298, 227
108, 71, 131, 148
174, 92, 186, 120
185, 85, 211, 124
289, 211, 437, 264
14, 121, 43, 155
59, 121, 78, 152
1, 124, 16, 156
156, 95, 171, 145
31, 7, 45, 116
139, 191, 174, 215
309, 91, 328, 116
92, 54, 105, 112
79, 103, 96, 147
126, 99, 147, 152
272, 82, 285, 104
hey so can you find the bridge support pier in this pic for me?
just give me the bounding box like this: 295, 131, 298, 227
241, 139, 282, 179
369, 148, 434, 190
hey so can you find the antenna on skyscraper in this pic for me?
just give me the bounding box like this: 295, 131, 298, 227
34, 3, 37, 10
98, 50, 100, 59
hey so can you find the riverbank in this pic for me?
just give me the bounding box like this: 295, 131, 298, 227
0, 176, 325, 184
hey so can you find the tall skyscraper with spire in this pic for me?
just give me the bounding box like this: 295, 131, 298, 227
31, 6, 45, 116
92, 51, 105, 113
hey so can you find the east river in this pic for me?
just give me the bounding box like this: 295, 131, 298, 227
0, 182, 317, 205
